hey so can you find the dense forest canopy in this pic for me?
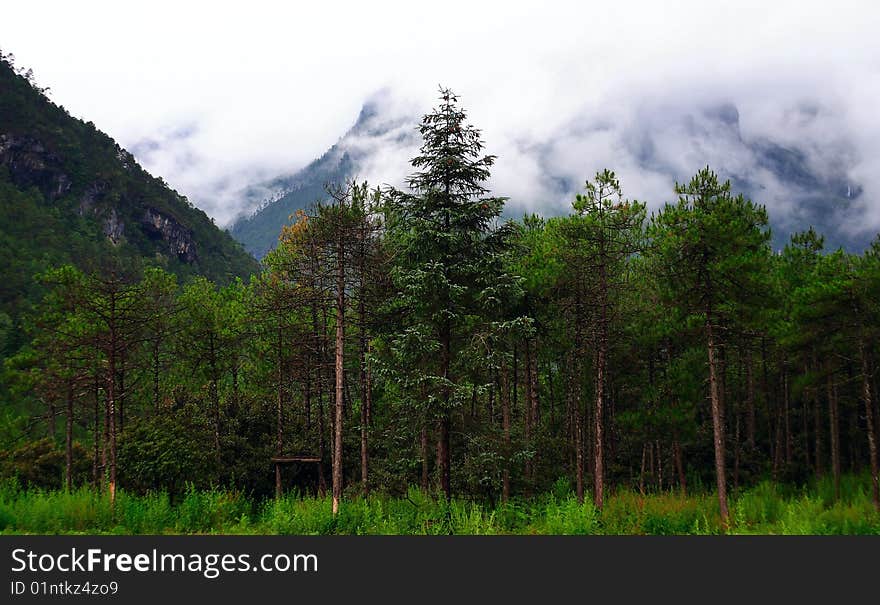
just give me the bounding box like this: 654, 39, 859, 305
2, 79, 879, 529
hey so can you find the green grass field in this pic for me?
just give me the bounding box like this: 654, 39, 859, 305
1, 475, 878, 535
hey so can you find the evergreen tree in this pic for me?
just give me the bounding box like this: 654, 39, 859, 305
385, 88, 517, 500
568, 170, 645, 508
648, 167, 771, 526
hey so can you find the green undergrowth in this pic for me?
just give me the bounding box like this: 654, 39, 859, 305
1, 475, 877, 535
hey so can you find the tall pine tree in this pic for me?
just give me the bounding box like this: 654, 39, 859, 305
385, 88, 517, 500
648, 167, 770, 527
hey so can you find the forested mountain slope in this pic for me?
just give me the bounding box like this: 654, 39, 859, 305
0, 54, 259, 356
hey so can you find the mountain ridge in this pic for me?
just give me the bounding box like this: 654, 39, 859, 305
0, 54, 258, 282
0, 52, 259, 356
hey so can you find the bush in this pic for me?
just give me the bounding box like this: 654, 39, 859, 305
0, 438, 90, 490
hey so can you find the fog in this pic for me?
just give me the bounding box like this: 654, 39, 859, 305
2, 1, 878, 235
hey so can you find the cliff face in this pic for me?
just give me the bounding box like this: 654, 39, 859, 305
142, 207, 197, 263
0, 133, 71, 200
0, 131, 202, 264
0, 55, 259, 284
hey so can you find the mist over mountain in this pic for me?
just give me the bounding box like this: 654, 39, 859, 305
229, 91, 419, 258
0, 53, 259, 347
231, 90, 870, 259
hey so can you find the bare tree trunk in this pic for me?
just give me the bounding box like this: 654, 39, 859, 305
762, 338, 777, 471
108, 330, 117, 508
594, 337, 606, 510
673, 438, 686, 495
313, 305, 328, 498
360, 336, 369, 497
101, 388, 108, 489
92, 375, 100, 487
118, 350, 125, 435
657, 440, 664, 492
858, 340, 880, 511
530, 340, 540, 429
276, 327, 284, 499
772, 365, 784, 479
801, 381, 811, 470
501, 361, 511, 503
332, 239, 345, 516
438, 311, 452, 501
304, 351, 312, 433
65, 381, 73, 491
827, 367, 841, 501
706, 317, 729, 528
734, 396, 741, 493
208, 333, 221, 468
639, 443, 647, 495
572, 360, 584, 504
812, 352, 822, 478
523, 341, 532, 483
783, 362, 792, 467
153, 339, 161, 413
746, 348, 756, 449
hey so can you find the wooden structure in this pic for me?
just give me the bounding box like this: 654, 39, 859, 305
272, 455, 322, 498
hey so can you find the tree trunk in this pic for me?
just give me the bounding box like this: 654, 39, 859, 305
360, 336, 370, 497
153, 339, 161, 413
572, 361, 584, 504
47, 400, 56, 440
746, 348, 756, 449
65, 381, 73, 491
501, 361, 511, 503
530, 340, 540, 428
594, 337, 606, 510
108, 327, 117, 508
276, 327, 284, 499
706, 317, 729, 527
783, 362, 792, 467
437, 416, 450, 501
101, 387, 108, 489
208, 333, 221, 468
858, 339, 880, 511
332, 238, 345, 516
118, 350, 125, 435
438, 312, 452, 501
673, 439, 686, 495
420, 423, 429, 492
812, 352, 822, 478
827, 367, 841, 501
92, 375, 100, 487
639, 443, 647, 495
524, 339, 533, 484
313, 305, 328, 498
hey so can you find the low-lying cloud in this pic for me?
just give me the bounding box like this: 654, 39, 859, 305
2, 1, 878, 243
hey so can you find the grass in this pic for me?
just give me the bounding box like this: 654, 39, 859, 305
1, 476, 878, 535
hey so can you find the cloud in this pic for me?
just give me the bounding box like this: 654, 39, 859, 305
2, 0, 878, 240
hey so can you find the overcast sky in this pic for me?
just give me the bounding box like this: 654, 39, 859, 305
3, 1, 879, 232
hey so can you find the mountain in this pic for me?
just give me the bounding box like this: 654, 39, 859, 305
230, 93, 417, 258
0, 54, 259, 354
232, 94, 870, 258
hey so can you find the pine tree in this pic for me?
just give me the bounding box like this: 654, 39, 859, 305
648, 167, 771, 527
385, 87, 516, 500
569, 170, 645, 509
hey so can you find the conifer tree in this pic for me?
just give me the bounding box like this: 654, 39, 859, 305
648, 167, 770, 527
385, 88, 516, 500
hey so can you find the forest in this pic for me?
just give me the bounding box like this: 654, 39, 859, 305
2, 89, 879, 535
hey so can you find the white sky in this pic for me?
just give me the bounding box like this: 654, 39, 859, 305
2, 1, 880, 229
